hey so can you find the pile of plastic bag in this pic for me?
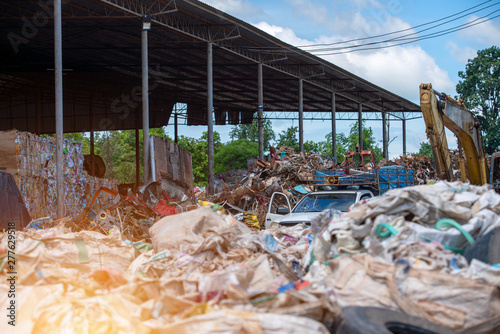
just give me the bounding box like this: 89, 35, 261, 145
303, 181, 500, 332
2, 181, 500, 333
0, 208, 333, 333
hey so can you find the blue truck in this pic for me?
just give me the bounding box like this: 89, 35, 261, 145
312, 165, 415, 195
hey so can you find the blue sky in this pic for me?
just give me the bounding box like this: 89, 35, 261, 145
164, 0, 500, 158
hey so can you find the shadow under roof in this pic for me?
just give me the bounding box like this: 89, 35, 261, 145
0, 0, 421, 134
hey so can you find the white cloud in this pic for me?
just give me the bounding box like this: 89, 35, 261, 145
253, 22, 312, 46
446, 41, 477, 64
458, 16, 500, 46
285, 0, 411, 38
200, 0, 263, 18
254, 22, 454, 102
340, 46, 454, 100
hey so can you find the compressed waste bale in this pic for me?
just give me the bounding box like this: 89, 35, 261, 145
0, 130, 118, 219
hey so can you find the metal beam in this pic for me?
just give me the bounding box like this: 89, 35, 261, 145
402, 119, 407, 155
90, 95, 95, 176
382, 111, 388, 160
142, 24, 150, 183
55, 0, 64, 219
174, 112, 178, 144
135, 112, 140, 186
258, 62, 264, 159
207, 42, 214, 194
299, 78, 304, 153
331, 92, 337, 163
358, 102, 363, 151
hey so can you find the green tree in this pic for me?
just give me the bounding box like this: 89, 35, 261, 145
214, 139, 259, 174
90, 127, 170, 183
275, 126, 300, 152
324, 132, 349, 162
177, 131, 221, 186
229, 113, 275, 150
416, 141, 433, 158
457, 46, 500, 154
304, 140, 328, 154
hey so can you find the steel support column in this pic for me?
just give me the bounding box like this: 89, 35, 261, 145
258, 63, 264, 159
135, 109, 140, 187
142, 26, 150, 183
90, 95, 95, 176
207, 42, 215, 194
331, 92, 337, 163
382, 111, 388, 160
299, 78, 304, 153
402, 119, 407, 155
54, 0, 64, 218
358, 102, 363, 151
174, 112, 178, 144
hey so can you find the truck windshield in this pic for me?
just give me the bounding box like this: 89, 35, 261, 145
292, 193, 357, 213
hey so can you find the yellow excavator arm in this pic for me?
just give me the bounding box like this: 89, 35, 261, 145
419, 83, 489, 185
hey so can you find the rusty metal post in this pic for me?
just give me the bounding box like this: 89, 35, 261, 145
54, 0, 64, 218
90, 94, 95, 176
258, 63, 264, 159
142, 18, 150, 183
207, 42, 214, 194
358, 102, 363, 151
382, 110, 388, 160
331, 92, 336, 163
135, 116, 140, 187
299, 78, 304, 153
174, 111, 178, 144
402, 118, 407, 155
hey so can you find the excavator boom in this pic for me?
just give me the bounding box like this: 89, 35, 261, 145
419, 83, 489, 185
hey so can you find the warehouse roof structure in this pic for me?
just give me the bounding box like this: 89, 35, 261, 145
0, 0, 421, 134
1, 0, 422, 208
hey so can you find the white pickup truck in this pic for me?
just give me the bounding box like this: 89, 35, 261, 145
265, 189, 374, 229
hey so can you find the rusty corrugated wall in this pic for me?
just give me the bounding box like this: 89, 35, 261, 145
153, 136, 194, 192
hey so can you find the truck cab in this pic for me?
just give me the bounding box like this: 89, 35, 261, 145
265, 189, 374, 229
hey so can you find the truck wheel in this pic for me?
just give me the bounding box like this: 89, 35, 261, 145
332, 307, 456, 334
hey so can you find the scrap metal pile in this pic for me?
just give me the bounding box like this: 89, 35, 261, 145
379, 149, 465, 184
200, 147, 453, 227
2, 181, 500, 333
203, 147, 336, 225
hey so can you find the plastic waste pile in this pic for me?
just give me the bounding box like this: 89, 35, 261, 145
0, 207, 333, 333
2, 181, 500, 333
303, 180, 500, 332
